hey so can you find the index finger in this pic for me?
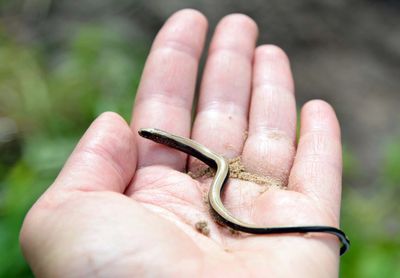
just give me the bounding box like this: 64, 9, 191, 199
131, 9, 208, 170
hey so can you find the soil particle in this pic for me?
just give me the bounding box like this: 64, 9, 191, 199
228, 227, 241, 236
195, 221, 210, 236
243, 130, 249, 141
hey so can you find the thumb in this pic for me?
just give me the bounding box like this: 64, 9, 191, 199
51, 111, 137, 194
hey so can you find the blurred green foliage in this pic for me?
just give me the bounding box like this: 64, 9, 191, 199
340, 143, 400, 277
383, 139, 400, 188
0, 24, 144, 276
0, 21, 399, 278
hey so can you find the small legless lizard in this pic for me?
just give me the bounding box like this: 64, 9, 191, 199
139, 128, 350, 255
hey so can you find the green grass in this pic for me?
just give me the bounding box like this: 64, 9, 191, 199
0, 23, 399, 277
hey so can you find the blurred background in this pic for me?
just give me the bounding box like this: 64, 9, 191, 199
0, 0, 399, 276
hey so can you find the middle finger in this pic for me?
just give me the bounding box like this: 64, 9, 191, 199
190, 14, 258, 170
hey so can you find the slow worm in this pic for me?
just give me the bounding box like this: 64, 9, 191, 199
138, 128, 350, 255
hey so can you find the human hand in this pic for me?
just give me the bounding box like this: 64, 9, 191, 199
20, 9, 344, 277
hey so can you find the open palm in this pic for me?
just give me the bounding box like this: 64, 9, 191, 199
21, 9, 344, 278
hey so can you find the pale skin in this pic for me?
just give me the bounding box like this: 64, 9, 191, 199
20, 9, 344, 277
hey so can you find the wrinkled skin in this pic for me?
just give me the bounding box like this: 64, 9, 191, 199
20, 9, 344, 278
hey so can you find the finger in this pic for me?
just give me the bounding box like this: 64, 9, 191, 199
288, 100, 342, 220
190, 14, 258, 168
131, 9, 208, 170
242, 45, 296, 185
50, 112, 137, 194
